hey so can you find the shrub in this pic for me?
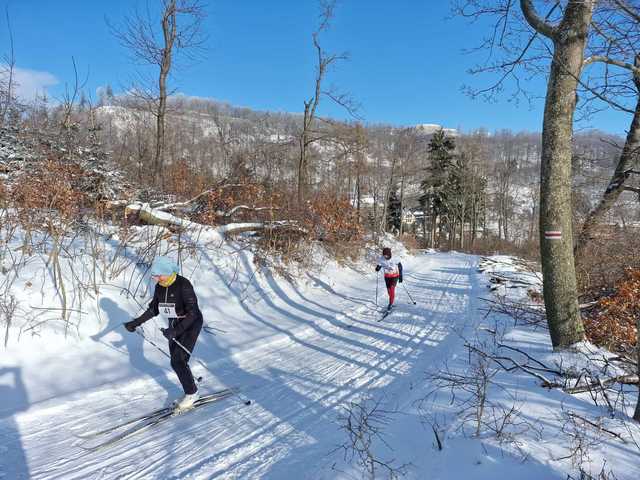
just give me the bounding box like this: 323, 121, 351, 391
304, 193, 364, 243
576, 226, 640, 300
11, 158, 88, 234
397, 233, 421, 252
584, 268, 639, 353
197, 181, 281, 226
464, 236, 540, 261
164, 159, 209, 200
0, 179, 6, 206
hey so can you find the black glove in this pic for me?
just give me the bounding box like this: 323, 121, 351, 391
375, 265, 381, 272
124, 320, 138, 332
399, 275, 403, 283
161, 327, 176, 340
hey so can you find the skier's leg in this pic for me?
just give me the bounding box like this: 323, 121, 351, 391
178, 319, 201, 356
384, 277, 394, 307
388, 278, 398, 305
170, 321, 202, 395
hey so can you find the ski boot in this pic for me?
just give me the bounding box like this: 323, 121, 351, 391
173, 392, 200, 413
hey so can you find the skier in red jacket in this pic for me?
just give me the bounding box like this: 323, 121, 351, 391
375, 247, 403, 311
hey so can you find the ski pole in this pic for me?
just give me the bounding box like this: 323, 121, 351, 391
375, 270, 379, 307
134, 327, 204, 383
133, 327, 171, 359
170, 336, 252, 406
401, 282, 417, 305
171, 336, 197, 358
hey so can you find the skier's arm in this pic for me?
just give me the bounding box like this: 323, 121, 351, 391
133, 288, 160, 326
174, 279, 200, 336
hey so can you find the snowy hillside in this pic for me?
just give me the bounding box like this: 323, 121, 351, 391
1, 225, 638, 479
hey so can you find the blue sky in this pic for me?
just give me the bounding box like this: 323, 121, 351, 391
3, 0, 632, 135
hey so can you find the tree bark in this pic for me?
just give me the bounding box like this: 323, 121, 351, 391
522, 0, 594, 348
154, 0, 177, 185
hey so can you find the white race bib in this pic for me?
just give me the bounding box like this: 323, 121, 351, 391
159, 303, 177, 319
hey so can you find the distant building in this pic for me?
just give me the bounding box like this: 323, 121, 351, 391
402, 208, 417, 226
414, 124, 458, 137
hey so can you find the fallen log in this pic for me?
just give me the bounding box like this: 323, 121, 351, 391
125, 202, 306, 237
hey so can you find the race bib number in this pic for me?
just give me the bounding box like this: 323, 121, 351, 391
159, 303, 177, 319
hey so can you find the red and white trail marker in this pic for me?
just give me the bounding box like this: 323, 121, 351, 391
544, 230, 562, 240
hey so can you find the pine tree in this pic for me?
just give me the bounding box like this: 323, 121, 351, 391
105, 84, 114, 103
78, 92, 88, 112
386, 185, 402, 234
419, 129, 456, 247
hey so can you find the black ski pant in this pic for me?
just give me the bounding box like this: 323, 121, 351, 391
169, 319, 202, 395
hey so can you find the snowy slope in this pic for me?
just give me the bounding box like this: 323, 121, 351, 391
1, 237, 638, 479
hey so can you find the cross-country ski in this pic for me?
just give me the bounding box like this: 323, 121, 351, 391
80, 389, 238, 452
379, 305, 394, 322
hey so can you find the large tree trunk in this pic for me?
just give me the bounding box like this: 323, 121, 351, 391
575, 86, 640, 264
154, 1, 176, 185
298, 100, 312, 203
525, 0, 594, 348
298, 135, 308, 203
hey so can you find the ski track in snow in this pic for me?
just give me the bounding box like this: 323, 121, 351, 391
3, 252, 485, 479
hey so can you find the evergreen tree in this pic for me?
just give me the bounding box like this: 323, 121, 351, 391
98, 84, 115, 107
419, 129, 456, 246
78, 92, 88, 112
386, 185, 402, 233
105, 84, 114, 103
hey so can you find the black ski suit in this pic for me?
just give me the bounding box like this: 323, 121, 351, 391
131, 275, 203, 395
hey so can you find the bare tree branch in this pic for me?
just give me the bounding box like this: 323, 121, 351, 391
519, 0, 559, 39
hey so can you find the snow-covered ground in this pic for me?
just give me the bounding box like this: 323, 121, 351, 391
0, 230, 638, 479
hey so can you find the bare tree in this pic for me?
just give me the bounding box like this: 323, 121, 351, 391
59, 57, 89, 134
520, 0, 596, 348
110, 0, 207, 185
0, 6, 16, 127
455, 0, 594, 348
458, 132, 490, 247
297, 0, 358, 203
574, 1, 640, 264
392, 128, 423, 236
335, 397, 407, 480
